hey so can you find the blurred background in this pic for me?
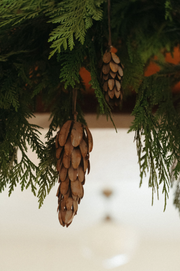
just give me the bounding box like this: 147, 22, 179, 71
1, 114, 180, 271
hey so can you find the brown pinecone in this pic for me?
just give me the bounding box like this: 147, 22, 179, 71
101, 50, 124, 106
55, 120, 93, 227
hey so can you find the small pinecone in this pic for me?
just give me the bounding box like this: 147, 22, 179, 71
55, 120, 93, 227
101, 50, 124, 106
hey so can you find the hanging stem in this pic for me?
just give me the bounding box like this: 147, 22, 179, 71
108, 0, 112, 48
73, 88, 77, 121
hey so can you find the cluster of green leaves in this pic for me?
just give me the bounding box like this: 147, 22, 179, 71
0, 0, 180, 213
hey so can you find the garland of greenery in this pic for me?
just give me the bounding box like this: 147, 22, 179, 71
0, 0, 180, 213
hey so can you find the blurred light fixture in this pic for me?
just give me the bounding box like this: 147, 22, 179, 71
79, 188, 139, 269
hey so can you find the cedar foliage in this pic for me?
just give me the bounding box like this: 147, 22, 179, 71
0, 0, 180, 213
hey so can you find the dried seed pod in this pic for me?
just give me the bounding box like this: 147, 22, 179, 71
72, 148, 81, 169
58, 120, 72, 146
103, 74, 109, 81
85, 126, 93, 153
68, 165, 78, 182
118, 66, 123, 77
108, 79, 114, 90
56, 146, 63, 159
111, 52, 120, 64
73, 200, 78, 214
71, 122, 83, 147
87, 160, 90, 174
103, 81, 108, 92
102, 52, 111, 63
60, 199, 66, 210
71, 180, 83, 198
65, 197, 74, 210
58, 211, 64, 226
59, 166, 68, 182
79, 139, 88, 158
61, 210, 74, 227
83, 156, 89, 172
101, 50, 124, 106
114, 87, 121, 99
64, 136, 73, 156
56, 159, 62, 172
102, 64, 110, 74
60, 177, 70, 195
117, 74, 121, 80
115, 80, 121, 91
109, 61, 119, 73
77, 165, 85, 182
56, 185, 60, 197
110, 71, 116, 78
61, 190, 71, 201
108, 88, 115, 99
62, 153, 71, 169
72, 194, 79, 202
55, 119, 93, 227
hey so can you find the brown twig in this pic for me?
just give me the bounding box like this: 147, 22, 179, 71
73, 88, 77, 121
108, 0, 112, 48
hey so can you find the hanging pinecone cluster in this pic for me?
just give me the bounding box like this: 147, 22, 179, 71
101, 50, 124, 106
55, 120, 93, 227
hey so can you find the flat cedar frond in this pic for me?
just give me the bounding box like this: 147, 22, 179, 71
8, 151, 37, 196
87, 38, 109, 112
37, 137, 58, 208
0, 109, 44, 195
0, 74, 20, 111
48, 0, 103, 57
129, 74, 180, 209
173, 177, 180, 213
57, 43, 86, 88
0, 0, 52, 27
122, 45, 144, 93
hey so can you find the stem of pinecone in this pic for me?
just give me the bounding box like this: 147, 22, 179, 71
108, 0, 112, 48
73, 88, 77, 122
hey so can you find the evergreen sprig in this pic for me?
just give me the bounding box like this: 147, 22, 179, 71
0, 108, 44, 195
57, 43, 86, 89
1, 0, 180, 215
129, 72, 180, 209
37, 137, 58, 208
47, 0, 104, 58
